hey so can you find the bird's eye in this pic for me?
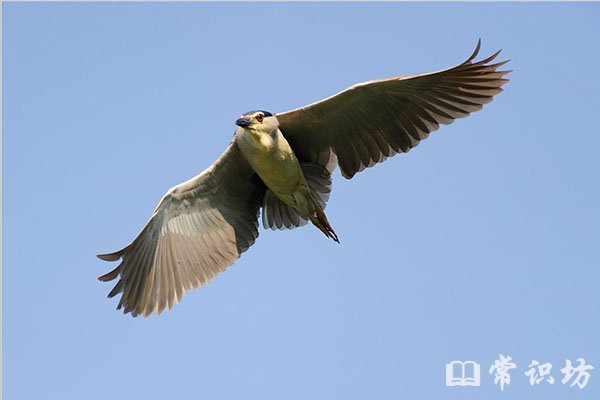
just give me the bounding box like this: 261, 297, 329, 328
256, 114, 264, 123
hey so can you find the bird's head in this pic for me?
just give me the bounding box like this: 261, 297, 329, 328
235, 110, 278, 134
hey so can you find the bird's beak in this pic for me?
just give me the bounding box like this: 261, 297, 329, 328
235, 117, 251, 128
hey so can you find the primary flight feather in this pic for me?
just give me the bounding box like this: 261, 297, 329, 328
98, 40, 510, 317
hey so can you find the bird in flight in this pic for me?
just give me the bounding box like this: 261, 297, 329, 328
98, 40, 510, 317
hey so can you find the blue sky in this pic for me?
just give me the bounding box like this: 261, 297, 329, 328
3, 2, 599, 399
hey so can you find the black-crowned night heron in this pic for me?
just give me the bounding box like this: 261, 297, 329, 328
98, 40, 510, 317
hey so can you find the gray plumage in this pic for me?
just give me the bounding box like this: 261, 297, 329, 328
98, 40, 510, 317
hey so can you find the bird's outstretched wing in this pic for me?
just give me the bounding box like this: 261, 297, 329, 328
97, 141, 265, 317
276, 40, 511, 178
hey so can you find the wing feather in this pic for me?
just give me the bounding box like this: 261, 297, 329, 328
277, 40, 511, 178
97, 141, 265, 317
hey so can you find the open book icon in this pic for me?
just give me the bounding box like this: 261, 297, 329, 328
446, 360, 481, 387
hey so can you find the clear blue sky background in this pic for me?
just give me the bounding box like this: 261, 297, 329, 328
3, 2, 599, 399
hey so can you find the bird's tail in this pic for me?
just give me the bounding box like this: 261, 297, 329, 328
307, 193, 339, 243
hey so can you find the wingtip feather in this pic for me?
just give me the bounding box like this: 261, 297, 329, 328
97, 244, 131, 262
97, 253, 119, 262
466, 38, 482, 63
98, 265, 121, 282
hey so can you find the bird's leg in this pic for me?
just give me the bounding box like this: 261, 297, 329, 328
307, 194, 340, 243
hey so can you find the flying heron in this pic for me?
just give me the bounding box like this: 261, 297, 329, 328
98, 40, 510, 317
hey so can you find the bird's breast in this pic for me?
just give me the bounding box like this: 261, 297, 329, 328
236, 129, 305, 195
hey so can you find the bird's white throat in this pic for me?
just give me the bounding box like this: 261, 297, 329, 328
241, 127, 279, 152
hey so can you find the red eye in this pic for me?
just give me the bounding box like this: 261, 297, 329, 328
256, 114, 264, 123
